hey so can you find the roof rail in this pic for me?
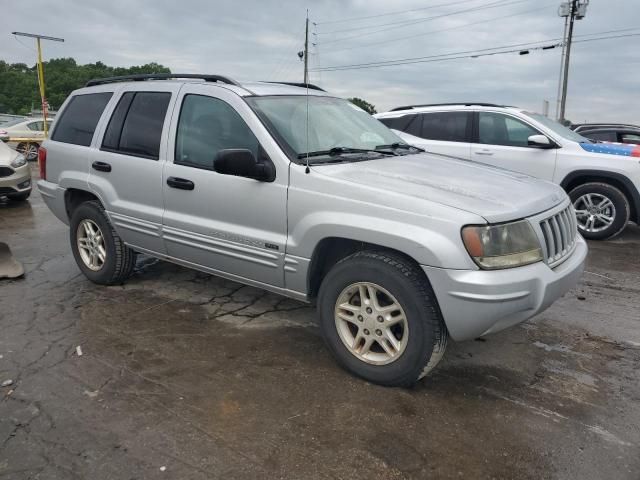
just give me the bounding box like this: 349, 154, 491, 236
390, 102, 505, 112
264, 81, 326, 92
85, 73, 241, 87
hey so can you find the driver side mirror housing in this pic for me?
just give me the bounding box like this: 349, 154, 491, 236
528, 134, 555, 149
213, 149, 275, 182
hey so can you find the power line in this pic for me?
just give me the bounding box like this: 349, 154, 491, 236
314, 39, 563, 71
321, 4, 556, 54
312, 32, 640, 72
314, 44, 562, 72
319, 0, 528, 45
318, 0, 507, 35
315, 0, 485, 25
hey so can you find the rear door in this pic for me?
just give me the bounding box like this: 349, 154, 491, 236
470, 111, 558, 181
88, 83, 180, 253
161, 84, 288, 287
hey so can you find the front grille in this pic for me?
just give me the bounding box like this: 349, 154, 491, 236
0, 187, 17, 195
540, 205, 578, 266
0, 166, 14, 178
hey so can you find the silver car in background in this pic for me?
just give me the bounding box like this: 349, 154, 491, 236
0, 140, 31, 201
37, 74, 587, 386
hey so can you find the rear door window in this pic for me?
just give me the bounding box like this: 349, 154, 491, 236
51, 92, 113, 146
583, 130, 616, 142
101, 92, 171, 160
420, 112, 470, 142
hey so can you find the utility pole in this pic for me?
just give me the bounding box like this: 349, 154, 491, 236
303, 11, 309, 84
11, 32, 64, 138
557, 0, 588, 124
555, 15, 569, 120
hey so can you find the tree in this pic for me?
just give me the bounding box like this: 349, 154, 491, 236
348, 97, 377, 115
0, 58, 171, 114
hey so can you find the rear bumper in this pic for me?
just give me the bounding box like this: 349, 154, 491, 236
0, 163, 31, 195
424, 235, 587, 341
37, 179, 69, 225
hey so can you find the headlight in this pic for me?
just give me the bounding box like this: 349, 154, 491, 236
10, 154, 27, 169
461, 220, 543, 269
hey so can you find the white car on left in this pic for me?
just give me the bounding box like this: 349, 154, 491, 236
0, 117, 50, 161
0, 141, 31, 201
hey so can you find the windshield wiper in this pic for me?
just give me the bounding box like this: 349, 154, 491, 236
375, 142, 424, 153
297, 146, 393, 159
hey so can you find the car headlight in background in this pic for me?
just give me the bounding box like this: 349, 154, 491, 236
10, 154, 27, 169
462, 220, 543, 269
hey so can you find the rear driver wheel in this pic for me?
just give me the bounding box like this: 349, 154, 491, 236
70, 201, 136, 284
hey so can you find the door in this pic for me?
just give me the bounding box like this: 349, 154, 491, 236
470, 111, 557, 181
162, 85, 288, 287
88, 84, 180, 253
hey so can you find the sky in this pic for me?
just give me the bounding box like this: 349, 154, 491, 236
2, 0, 638, 124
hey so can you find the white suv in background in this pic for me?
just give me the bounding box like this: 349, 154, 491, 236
376, 103, 640, 240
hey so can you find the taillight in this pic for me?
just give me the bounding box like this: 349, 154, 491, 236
38, 147, 47, 180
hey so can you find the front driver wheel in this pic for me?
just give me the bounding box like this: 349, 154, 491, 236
569, 182, 629, 240
318, 250, 448, 387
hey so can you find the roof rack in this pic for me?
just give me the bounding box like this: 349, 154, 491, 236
264, 81, 326, 92
390, 102, 505, 112
85, 73, 241, 87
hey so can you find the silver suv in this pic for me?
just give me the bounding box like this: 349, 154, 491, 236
37, 74, 587, 386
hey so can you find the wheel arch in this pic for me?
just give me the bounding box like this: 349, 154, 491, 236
560, 170, 640, 223
306, 237, 430, 301
64, 188, 102, 220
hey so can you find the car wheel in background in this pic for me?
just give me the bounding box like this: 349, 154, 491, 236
318, 250, 448, 387
569, 182, 630, 240
16, 142, 39, 161
69, 200, 136, 285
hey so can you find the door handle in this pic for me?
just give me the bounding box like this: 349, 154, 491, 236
474, 150, 494, 156
166, 176, 195, 191
92, 161, 112, 172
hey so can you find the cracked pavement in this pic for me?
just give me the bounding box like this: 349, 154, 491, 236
1, 166, 639, 479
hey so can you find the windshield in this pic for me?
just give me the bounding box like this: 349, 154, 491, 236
525, 112, 591, 143
246, 95, 407, 162
1, 118, 26, 128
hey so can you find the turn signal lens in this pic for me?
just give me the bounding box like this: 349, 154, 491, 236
461, 220, 543, 270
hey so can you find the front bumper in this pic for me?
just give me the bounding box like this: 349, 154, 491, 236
423, 235, 587, 341
0, 163, 31, 196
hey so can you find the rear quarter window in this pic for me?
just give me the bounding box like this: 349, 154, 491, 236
51, 92, 113, 146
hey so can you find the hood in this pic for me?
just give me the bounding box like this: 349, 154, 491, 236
0, 142, 20, 167
314, 153, 566, 223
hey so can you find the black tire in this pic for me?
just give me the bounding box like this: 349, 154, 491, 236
16, 142, 39, 161
568, 182, 630, 240
317, 250, 448, 387
7, 190, 31, 202
69, 200, 136, 285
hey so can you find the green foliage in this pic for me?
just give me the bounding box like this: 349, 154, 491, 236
348, 97, 377, 115
0, 58, 171, 114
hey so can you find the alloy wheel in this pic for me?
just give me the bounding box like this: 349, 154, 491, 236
334, 282, 409, 365
76, 219, 106, 271
573, 193, 616, 233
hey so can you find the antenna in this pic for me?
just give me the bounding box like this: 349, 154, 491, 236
304, 9, 311, 174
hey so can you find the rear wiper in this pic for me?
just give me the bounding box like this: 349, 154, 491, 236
297, 146, 393, 159
375, 142, 424, 152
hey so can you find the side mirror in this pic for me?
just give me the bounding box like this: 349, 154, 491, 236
528, 134, 554, 149
213, 149, 275, 182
